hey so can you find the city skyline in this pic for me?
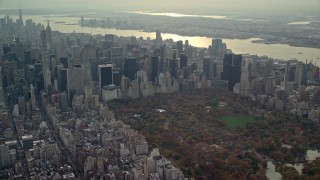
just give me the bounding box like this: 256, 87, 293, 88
1, 2, 320, 179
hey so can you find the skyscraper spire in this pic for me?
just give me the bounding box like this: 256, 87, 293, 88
18, 8, 23, 26
45, 20, 52, 50
47, 20, 50, 28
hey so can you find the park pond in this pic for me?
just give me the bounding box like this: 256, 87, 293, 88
266, 150, 320, 180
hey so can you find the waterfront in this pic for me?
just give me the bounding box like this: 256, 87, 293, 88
4, 14, 320, 62
125, 11, 229, 19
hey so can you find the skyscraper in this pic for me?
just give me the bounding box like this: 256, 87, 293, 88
18, 9, 23, 26
221, 54, 242, 91
150, 56, 159, 82
160, 44, 168, 73
98, 64, 113, 90
66, 65, 85, 100
81, 16, 84, 26
155, 31, 163, 48
169, 59, 178, 79
57, 66, 67, 92
176, 41, 183, 55
203, 56, 215, 81
295, 62, 303, 87
41, 21, 53, 52
24, 51, 32, 66
212, 39, 223, 57
124, 58, 138, 80
264, 59, 273, 77
40, 30, 48, 52
113, 68, 121, 87
46, 21, 53, 50
180, 54, 188, 69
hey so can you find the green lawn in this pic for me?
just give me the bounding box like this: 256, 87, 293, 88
218, 115, 256, 129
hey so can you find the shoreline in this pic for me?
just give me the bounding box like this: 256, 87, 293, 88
82, 24, 320, 50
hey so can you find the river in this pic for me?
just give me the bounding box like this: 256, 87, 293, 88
4, 14, 320, 63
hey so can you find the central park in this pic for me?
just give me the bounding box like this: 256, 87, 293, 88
109, 89, 320, 179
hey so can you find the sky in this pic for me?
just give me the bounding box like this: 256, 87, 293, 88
0, 0, 319, 14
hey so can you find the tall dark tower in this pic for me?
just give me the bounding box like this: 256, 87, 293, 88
46, 21, 53, 50
203, 57, 216, 81
24, 51, 32, 65
124, 57, 138, 80
176, 40, 183, 55
18, 9, 23, 26
180, 54, 188, 68
150, 56, 159, 82
169, 59, 178, 79
221, 54, 242, 91
155, 31, 163, 48
160, 44, 167, 73
98, 64, 113, 89
212, 39, 223, 57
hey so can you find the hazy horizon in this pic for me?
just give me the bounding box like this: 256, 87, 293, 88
0, 0, 319, 15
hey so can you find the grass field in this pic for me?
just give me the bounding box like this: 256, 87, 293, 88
218, 115, 256, 129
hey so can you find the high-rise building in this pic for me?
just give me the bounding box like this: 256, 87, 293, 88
288, 65, 296, 82
30, 84, 36, 109
49, 54, 57, 73
60, 92, 68, 112
66, 65, 85, 100
113, 68, 121, 87
121, 75, 130, 97
180, 54, 188, 68
0, 143, 12, 169
124, 58, 138, 80
265, 77, 276, 95
18, 9, 23, 26
24, 50, 32, 66
82, 45, 97, 62
46, 21, 53, 50
172, 49, 178, 60
295, 62, 303, 87
18, 96, 26, 115
176, 41, 183, 55
22, 135, 33, 150
80, 16, 84, 26
150, 56, 159, 82
90, 59, 100, 82
212, 39, 223, 57
57, 66, 67, 92
264, 59, 273, 77
203, 57, 216, 81
40, 21, 53, 52
169, 59, 178, 79
155, 31, 162, 48
98, 64, 113, 90
184, 40, 189, 51
160, 44, 168, 73
221, 54, 242, 91
105, 34, 115, 44
59, 57, 69, 68
239, 60, 253, 96
40, 30, 48, 52
13, 69, 25, 86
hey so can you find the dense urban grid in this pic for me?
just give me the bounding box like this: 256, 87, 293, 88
0, 9, 320, 180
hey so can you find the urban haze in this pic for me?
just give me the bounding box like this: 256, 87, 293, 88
0, 0, 320, 180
